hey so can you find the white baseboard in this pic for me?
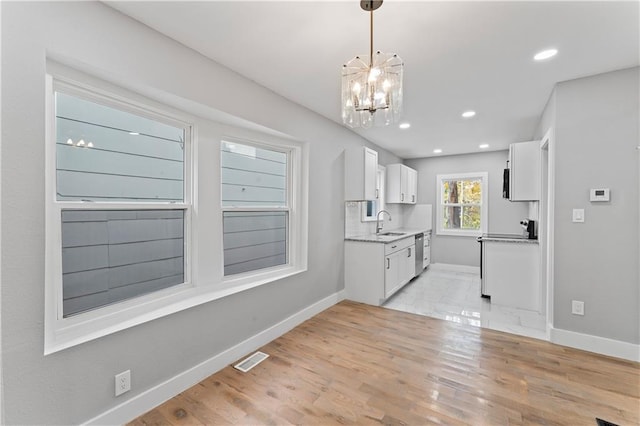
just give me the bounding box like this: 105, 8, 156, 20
550, 327, 640, 362
84, 290, 346, 425
430, 262, 480, 274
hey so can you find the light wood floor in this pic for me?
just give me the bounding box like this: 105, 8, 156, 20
129, 301, 639, 425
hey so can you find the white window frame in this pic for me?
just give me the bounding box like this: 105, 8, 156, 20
44, 65, 309, 354
436, 172, 488, 237
45, 75, 195, 354
220, 136, 307, 288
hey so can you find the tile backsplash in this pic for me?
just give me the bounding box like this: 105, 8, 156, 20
344, 202, 402, 237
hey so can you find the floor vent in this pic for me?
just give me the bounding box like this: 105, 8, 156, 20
233, 351, 269, 373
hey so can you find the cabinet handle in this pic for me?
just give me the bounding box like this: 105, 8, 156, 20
391, 245, 397, 249
408, 247, 412, 257
401, 193, 404, 201
412, 195, 415, 202
386, 258, 390, 269
376, 189, 379, 199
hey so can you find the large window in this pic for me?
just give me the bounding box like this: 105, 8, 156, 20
53, 85, 191, 317
45, 69, 308, 354
436, 172, 488, 236
221, 141, 290, 276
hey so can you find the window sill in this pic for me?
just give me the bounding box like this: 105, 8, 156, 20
436, 229, 483, 237
44, 265, 307, 355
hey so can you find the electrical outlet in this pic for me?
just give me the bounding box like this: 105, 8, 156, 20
571, 300, 585, 316
115, 370, 131, 397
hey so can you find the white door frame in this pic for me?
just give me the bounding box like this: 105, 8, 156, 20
540, 128, 555, 336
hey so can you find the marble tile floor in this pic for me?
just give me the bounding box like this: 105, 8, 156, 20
383, 264, 548, 340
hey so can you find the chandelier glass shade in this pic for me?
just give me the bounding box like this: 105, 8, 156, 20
341, 1, 404, 128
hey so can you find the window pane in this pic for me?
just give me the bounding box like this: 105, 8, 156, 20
221, 141, 287, 207
461, 179, 482, 204
366, 200, 377, 217
442, 180, 462, 204
462, 206, 481, 230
55, 92, 185, 202
61, 209, 185, 317
442, 205, 462, 229
223, 211, 288, 275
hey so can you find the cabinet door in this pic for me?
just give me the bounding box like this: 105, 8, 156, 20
407, 168, 417, 204
364, 147, 378, 200
509, 141, 540, 201
344, 146, 378, 201
384, 252, 400, 298
400, 165, 409, 203
423, 242, 430, 269
400, 245, 415, 285
385, 164, 402, 203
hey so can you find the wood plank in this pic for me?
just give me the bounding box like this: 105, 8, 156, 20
129, 301, 640, 425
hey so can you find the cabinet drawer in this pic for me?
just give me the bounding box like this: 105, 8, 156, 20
385, 237, 414, 255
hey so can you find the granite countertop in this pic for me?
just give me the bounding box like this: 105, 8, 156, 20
345, 228, 431, 244
479, 233, 539, 244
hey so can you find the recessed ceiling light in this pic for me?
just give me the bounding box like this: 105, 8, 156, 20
399, 122, 411, 129
433, 149, 442, 154
129, 132, 140, 136
534, 49, 558, 61
461, 111, 476, 118
479, 144, 489, 149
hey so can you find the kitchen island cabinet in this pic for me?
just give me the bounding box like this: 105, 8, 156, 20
483, 238, 540, 311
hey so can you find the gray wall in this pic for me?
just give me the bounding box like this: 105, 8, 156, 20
406, 151, 529, 266
536, 67, 639, 345
0, 2, 403, 424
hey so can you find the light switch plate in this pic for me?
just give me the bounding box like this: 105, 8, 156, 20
572, 209, 585, 223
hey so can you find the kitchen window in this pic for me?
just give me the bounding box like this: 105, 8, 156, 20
436, 172, 488, 237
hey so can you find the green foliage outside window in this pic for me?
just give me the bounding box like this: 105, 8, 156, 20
442, 179, 482, 230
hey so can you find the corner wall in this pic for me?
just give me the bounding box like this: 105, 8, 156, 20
549, 67, 639, 346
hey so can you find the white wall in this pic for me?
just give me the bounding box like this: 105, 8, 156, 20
537, 68, 639, 345
0, 2, 402, 424
406, 151, 529, 266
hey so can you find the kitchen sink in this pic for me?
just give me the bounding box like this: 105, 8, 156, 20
377, 232, 406, 236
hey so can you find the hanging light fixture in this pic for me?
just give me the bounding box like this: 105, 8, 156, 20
342, 0, 404, 129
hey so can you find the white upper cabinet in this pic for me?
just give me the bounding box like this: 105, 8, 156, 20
386, 163, 418, 204
407, 167, 417, 204
344, 146, 379, 201
508, 141, 540, 201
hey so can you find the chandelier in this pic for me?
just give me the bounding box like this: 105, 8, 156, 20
342, 0, 404, 129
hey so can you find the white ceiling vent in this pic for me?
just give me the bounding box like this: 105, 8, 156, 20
233, 351, 269, 373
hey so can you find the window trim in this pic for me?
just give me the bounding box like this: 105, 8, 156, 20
220, 136, 306, 284
436, 172, 488, 237
44, 69, 309, 355
45, 75, 197, 354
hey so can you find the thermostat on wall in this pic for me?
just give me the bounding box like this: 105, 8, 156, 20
590, 188, 610, 202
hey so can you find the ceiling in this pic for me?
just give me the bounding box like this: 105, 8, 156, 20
106, 1, 639, 159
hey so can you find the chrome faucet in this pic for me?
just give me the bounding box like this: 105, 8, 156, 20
376, 210, 391, 234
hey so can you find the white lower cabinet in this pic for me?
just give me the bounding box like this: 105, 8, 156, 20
384, 241, 415, 298
423, 232, 431, 269
345, 237, 416, 306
